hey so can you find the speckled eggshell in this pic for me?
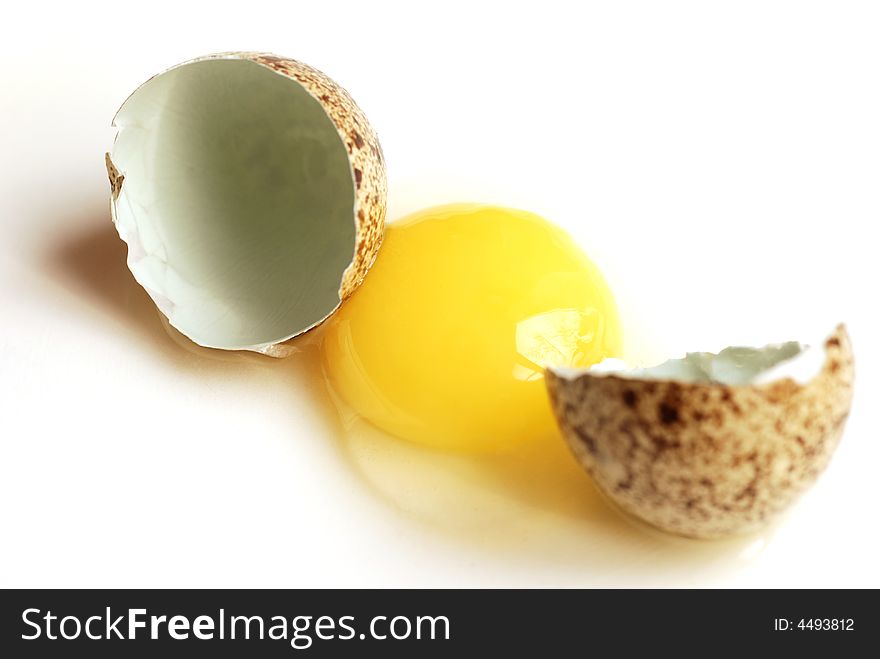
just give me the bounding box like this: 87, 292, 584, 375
545, 325, 855, 539
243, 53, 386, 301
105, 52, 386, 357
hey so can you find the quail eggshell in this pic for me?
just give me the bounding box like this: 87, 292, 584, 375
106, 52, 386, 357
545, 324, 855, 539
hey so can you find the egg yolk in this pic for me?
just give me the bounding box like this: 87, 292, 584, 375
320, 204, 622, 451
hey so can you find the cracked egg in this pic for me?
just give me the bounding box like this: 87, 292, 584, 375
545, 324, 854, 539
321, 204, 623, 452
106, 52, 385, 356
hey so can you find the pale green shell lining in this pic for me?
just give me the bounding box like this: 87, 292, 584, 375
110, 58, 355, 350
552, 335, 829, 386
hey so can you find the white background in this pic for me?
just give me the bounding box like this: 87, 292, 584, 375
1, 1, 878, 587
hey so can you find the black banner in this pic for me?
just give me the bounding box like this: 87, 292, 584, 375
0, 589, 874, 656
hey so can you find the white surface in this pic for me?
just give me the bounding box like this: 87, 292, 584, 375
1, 0, 878, 588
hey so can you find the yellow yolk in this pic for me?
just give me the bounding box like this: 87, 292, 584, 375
321, 204, 622, 451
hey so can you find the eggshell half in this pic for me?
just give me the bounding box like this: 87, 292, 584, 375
545, 324, 855, 539
106, 52, 386, 357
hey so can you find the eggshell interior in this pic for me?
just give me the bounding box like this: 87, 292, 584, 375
107, 53, 387, 355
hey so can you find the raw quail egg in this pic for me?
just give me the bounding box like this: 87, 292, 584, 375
105, 54, 856, 544
321, 204, 622, 452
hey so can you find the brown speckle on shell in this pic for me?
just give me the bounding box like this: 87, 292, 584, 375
545, 324, 855, 539
104, 152, 124, 201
